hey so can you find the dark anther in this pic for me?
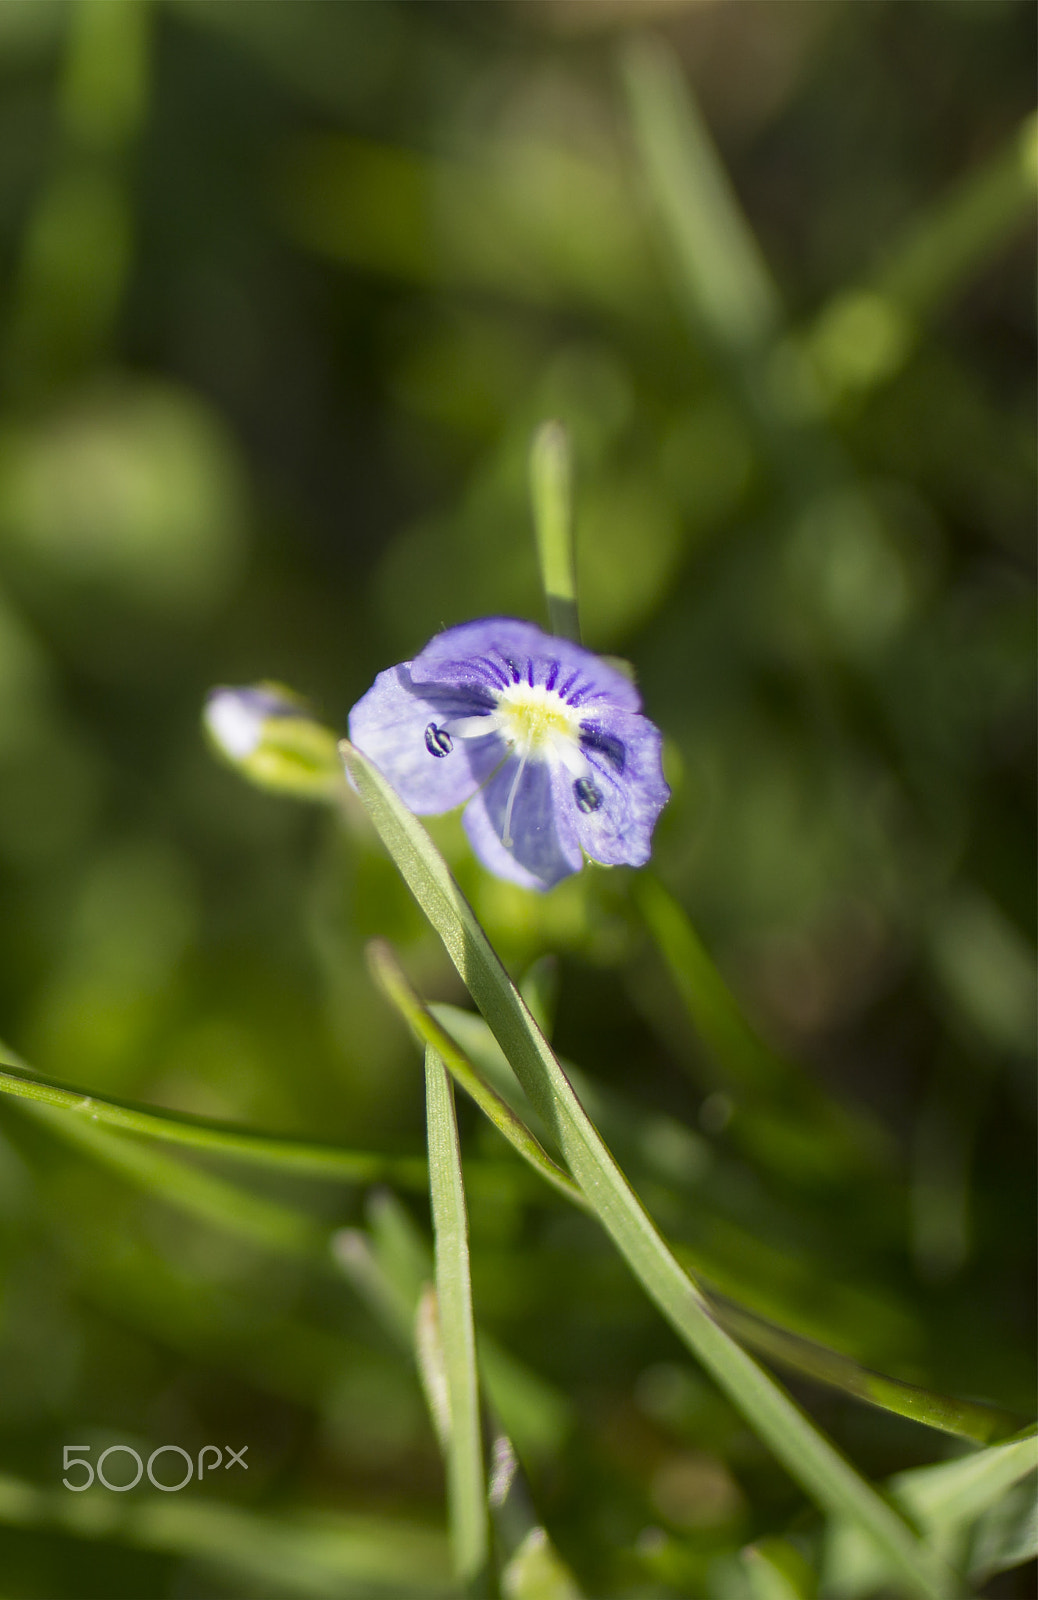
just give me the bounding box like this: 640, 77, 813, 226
424, 723, 453, 758
574, 777, 602, 813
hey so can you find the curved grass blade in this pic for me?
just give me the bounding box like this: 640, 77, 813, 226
341, 737, 955, 1600
0, 1047, 427, 1189
710, 1294, 1019, 1447
367, 941, 587, 1212
425, 1046, 489, 1595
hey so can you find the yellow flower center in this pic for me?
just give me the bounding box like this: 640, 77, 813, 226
496, 683, 580, 753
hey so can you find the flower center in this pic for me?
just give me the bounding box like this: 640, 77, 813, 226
495, 683, 580, 754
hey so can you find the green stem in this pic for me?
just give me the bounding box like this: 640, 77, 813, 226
425, 1048, 490, 1595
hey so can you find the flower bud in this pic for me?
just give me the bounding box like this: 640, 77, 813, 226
203, 683, 342, 803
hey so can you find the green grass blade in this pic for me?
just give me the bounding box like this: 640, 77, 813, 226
24, 1103, 327, 1258
0, 1471, 451, 1598
635, 875, 890, 1181
806, 113, 1037, 400
0, 1047, 427, 1188
368, 940, 587, 1210
891, 1431, 1038, 1535
634, 874, 787, 1097
425, 1046, 489, 1594
335, 1193, 573, 1471
621, 35, 780, 354
340, 738, 954, 1600
710, 1295, 1018, 1447
530, 419, 579, 643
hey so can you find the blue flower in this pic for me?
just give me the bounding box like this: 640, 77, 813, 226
348, 618, 670, 890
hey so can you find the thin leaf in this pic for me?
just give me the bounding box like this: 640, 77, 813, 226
340, 738, 953, 1600
26, 1103, 326, 1259
712, 1295, 1018, 1447
425, 1046, 489, 1594
0, 1048, 427, 1189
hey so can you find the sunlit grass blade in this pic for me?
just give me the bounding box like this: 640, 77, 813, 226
368, 940, 587, 1211
530, 419, 579, 644
0, 1046, 428, 1189
741, 1538, 814, 1600
340, 738, 953, 1600
425, 1046, 489, 1595
711, 1294, 1019, 1446
0, 1471, 451, 1598
501, 1527, 585, 1600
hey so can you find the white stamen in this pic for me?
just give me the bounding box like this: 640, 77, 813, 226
501, 749, 529, 849
443, 713, 502, 739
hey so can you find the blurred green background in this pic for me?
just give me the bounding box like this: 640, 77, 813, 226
0, 1, 1033, 1596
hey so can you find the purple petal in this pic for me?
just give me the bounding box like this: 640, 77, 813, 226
568, 709, 670, 868
410, 617, 643, 713
348, 663, 502, 815
462, 755, 583, 891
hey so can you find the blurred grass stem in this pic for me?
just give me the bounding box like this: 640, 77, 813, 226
530, 420, 580, 643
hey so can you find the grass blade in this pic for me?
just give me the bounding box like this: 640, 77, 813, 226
24, 1103, 327, 1258
425, 1046, 489, 1595
0, 1047, 427, 1188
341, 737, 954, 1600
0, 1471, 451, 1598
892, 1431, 1038, 1535
621, 35, 779, 355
